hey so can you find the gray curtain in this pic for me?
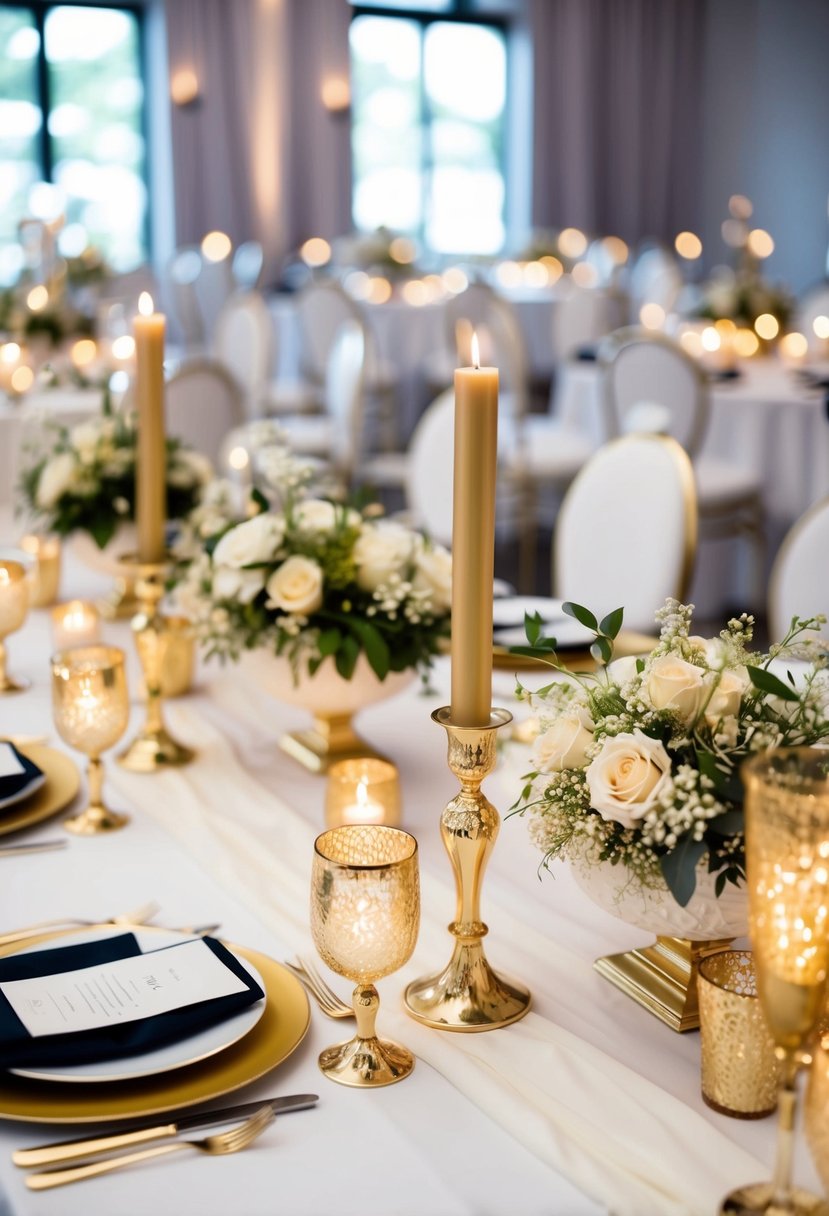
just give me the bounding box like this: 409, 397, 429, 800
530, 0, 706, 244
164, 0, 352, 280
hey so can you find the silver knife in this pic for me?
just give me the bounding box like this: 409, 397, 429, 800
12, 1094, 319, 1168
0, 840, 68, 858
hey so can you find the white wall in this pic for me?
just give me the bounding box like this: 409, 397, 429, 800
700, 0, 829, 294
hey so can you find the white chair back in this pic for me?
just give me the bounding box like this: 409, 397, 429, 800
296, 279, 362, 384
406, 388, 456, 548
768, 497, 829, 641
195, 253, 236, 342
165, 358, 244, 466
165, 247, 204, 350
554, 434, 697, 633
553, 285, 620, 361
599, 328, 710, 455
232, 241, 264, 291
324, 319, 366, 474
795, 284, 829, 357
213, 291, 274, 417
629, 245, 683, 318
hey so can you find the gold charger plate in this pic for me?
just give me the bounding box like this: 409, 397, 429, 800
492, 629, 658, 673
0, 745, 80, 838
0, 927, 311, 1122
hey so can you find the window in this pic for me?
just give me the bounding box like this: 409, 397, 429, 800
0, 2, 146, 284
350, 8, 507, 255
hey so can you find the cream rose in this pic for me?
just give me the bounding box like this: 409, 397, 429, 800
212, 513, 283, 568
213, 566, 265, 604
532, 712, 594, 773
169, 449, 213, 487
36, 452, 77, 508
353, 522, 415, 591
646, 654, 706, 723
266, 555, 323, 615
69, 421, 102, 464
412, 543, 451, 613
585, 730, 672, 828
605, 655, 640, 686
705, 667, 748, 724
293, 499, 360, 534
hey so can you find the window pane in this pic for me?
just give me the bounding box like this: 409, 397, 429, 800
0, 7, 41, 275
45, 5, 146, 270
350, 15, 423, 234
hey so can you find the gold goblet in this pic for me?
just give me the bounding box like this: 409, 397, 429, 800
51, 645, 130, 835
721, 748, 829, 1216
311, 824, 420, 1087
0, 560, 30, 693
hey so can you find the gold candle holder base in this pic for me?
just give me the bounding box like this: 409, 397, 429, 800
720, 1182, 829, 1215
280, 712, 386, 775
0, 674, 30, 695
98, 575, 140, 621
593, 935, 734, 1033
117, 557, 195, 774
404, 707, 531, 1032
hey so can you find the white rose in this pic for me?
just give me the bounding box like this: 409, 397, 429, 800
412, 544, 451, 613
353, 522, 415, 591
605, 655, 640, 686
212, 513, 283, 568
213, 566, 265, 604
646, 653, 706, 724
36, 452, 77, 508
585, 730, 672, 828
293, 499, 359, 534
168, 450, 213, 488
266, 555, 324, 615
69, 421, 101, 464
705, 667, 748, 725
532, 711, 594, 773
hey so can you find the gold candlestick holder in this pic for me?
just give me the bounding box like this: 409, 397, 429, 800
404, 706, 531, 1031
117, 557, 195, 773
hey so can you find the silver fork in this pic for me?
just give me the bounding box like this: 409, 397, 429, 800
0, 900, 161, 947
285, 957, 354, 1019
26, 1105, 275, 1191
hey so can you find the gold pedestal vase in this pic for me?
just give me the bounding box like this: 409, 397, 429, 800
117, 558, 195, 773
404, 707, 531, 1031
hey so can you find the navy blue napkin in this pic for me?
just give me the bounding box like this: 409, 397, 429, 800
0, 743, 44, 806
0, 933, 264, 1069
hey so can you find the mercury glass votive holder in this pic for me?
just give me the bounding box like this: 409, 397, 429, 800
19, 534, 61, 608
325, 758, 401, 829
0, 560, 30, 693
51, 600, 101, 651
698, 950, 782, 1119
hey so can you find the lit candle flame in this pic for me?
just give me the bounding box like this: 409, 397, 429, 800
356, 779, 368, 808
471, 331, 480, 369
138, 292, 154, 317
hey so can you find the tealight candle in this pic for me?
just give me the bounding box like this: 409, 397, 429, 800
19, 534, 61, 607
51, 600, 101, 650
325, 758, 401, 829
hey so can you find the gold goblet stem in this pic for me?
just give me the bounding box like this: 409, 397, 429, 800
65, 754, 129, 835
0, 637, 28, 694
403, 707, 531, 1031
117, 559, 195, 773
768, 1054, 799, 1211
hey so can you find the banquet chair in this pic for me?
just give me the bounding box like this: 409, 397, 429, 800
552, 284, 623, 361
554, 434, 698, 633
768, 497, 829, 642
232, 241, 264, 291
164, 247, 205, 353
213, 291, 274, 419
598, 328, 765, 605
165, 359, 244, 466
195, 251, 236, 343
628, 245, 683, 321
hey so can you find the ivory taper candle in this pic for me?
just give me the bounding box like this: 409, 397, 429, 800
450, 334, 498, 727
134, 292, 166, 563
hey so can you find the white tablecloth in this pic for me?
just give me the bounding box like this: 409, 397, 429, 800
0, 526, 822, 1216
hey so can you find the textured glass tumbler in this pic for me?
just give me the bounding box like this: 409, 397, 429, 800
805, 1028, 829, 1198
311, 824, 420, 1087
699, 950, 781, 1119
0, 559, 30, 693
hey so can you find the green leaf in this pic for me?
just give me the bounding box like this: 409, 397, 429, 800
599, 607, 624, 638
347, 619, 390, 680
707, 808, 744, 836
524, 611, 542, 645
250, 486, 269, 514
562, 601, 598, 631
335, 635, 360, 680
508, 645, 556, 660
746, 664, 800, 703
590, 636, 613, 665
659, 834, 707, 907
318, 627, 342, 657
635, 657, 645, 674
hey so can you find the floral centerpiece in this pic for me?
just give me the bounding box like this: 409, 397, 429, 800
18, 403, 213, 548
511, 600, 829, 909
172, 429, 451, 684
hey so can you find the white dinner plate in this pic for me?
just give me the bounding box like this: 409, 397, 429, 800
494, 616, 594, 650
491, 596, 567, 629
8, 927, 266, 1085
0, 772, 47, 813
